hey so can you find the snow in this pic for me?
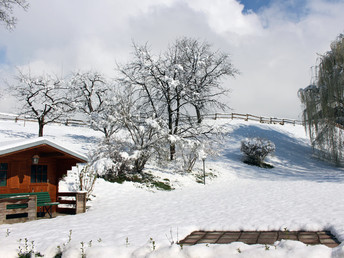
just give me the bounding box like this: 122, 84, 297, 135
1, 119, 344, 257
0, 137, 88, 162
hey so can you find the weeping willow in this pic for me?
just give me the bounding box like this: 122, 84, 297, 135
298, 34, 344, 165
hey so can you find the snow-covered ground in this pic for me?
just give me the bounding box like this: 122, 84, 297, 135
1, 119, 344, 258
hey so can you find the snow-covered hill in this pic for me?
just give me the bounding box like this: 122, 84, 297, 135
1, 119, 344, 258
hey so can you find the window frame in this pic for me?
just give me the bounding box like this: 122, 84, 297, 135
30, 164, 48, 183
0, 163, 8, 187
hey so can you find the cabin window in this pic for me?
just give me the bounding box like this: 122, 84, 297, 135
31, 165, 48, 183
0, 163, 7, 186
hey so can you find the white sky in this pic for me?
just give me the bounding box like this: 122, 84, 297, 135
1, 0, 344, 119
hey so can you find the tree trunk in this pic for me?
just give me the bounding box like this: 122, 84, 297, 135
170, 144, 176, 161
167, 98, 175, 160
195, 105, 202, 124
38, 118, 44, 137
104, 128, 109, 139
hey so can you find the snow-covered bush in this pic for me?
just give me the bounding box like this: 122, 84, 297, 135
77, 165, 97, 200
90, 139, 134, 182
178, 140, 201, 172
241, 137, 275, 167
177, 139, 219, 173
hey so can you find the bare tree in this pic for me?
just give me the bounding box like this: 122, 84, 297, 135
12, 70, 72, 137
0, 0, 28, 30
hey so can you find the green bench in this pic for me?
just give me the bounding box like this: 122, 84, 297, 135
0, 192, 59, 218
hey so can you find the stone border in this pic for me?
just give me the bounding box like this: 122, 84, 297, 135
179, 231, 340, 248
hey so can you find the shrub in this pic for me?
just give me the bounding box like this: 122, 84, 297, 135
241, 137, 275, 167
77, 165, 97, 200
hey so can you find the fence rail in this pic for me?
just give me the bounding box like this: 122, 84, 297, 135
0, 112, 87, 126
203, 113, 303, 126
0, 112, 303, 127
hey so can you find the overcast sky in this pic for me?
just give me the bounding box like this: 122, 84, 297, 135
1, 0, 344, 119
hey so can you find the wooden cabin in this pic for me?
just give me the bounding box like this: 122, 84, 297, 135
0, 138, 88, 212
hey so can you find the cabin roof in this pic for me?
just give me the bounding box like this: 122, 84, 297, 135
0, 137, 88, 163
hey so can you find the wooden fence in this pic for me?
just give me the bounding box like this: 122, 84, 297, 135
203, 113, 303, 126
0, 112, 87, 126
0, 112, 302, 127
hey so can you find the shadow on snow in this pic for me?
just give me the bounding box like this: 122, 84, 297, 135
219, 124, 344, 183
65, 134, 100, 145
0, 129, 36, 139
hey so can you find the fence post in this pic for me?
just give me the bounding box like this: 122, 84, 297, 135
214, 113, 217, 120
245, 114, 249, 121
27, 195, 37, 221
75, 192, 86, 214
0, 201, 6, 224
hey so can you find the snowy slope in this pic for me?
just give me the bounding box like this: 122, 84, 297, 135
1, 119, 344, 258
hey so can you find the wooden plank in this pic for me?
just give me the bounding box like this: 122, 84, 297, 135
27, 195, 37, 221
2, 217, 29, 224
42, 202, 59, 206
0, 202, 6, 223
0, 195, 29, 200
5, 208, 28, 215
76, 192, 86, 214
58, 200, 76, 205
6, 204, 28, 209
1, 198, 29, 204
58, 192, 77, 197
56, 207, 76, 214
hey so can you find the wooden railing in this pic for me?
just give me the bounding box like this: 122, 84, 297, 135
0, 112, 87, 126
0, 112, 302, 127
202, 113, 302, 125
0, 195, 37, 224
57, 192, 86, 214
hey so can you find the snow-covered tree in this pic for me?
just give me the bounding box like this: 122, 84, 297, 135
116, 87, 168, 172
88, 98, 121, 139
0, 0, 28, 30
118, 38, 238, 160
11, 70, 72, 137
91, 84, 168, 177
94, 116, 167, 177
68, 71, 119, 138
69, 71, 119, 138
69, 71, 108, 116
166, 38, 238, 124
298, 34, 344, 165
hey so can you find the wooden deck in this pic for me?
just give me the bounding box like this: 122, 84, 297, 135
179, 230, 341, 248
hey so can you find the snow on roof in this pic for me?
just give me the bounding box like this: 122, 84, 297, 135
0, 137, 88, 162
